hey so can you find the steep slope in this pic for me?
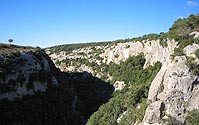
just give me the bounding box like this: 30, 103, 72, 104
143, 44, 199, 124
0, 44, 113, 124
1, 14, 199, 125
46, 39, 176, 82
46, 14, 199, 125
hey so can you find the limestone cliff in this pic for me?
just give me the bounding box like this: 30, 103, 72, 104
0, 45, 114, 124
46, 32, 199, 124
143, 43, 199, 124
46, 39, 176, 81
0, 49, 58, 100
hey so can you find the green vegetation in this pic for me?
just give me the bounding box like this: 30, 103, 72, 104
186, 109, 199, 125
186, 56, 199, 75
1, 13, 199, 125
171, 47, 185, 60
0, 50, 114, 125
43, 14, 199, 124
86, 54, 161, 125
8, 38, 13, 45
159, 39, 168, 48
46, 32, 172, 55
108, 53, 161, 85
195, 49, 199, 58
47, 14, 199, 62
193, 38, 199, 44
0, 43, 35, 55
0, 86, 83, 125
118, 98, 148, 125
47, 42, 112, 54
169, 14, 199, 38
162, 115, 180, 125
169, 14, 199, 59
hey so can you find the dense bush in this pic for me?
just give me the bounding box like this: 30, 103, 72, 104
86, 54, 161, 125
186, 57, 199, 75
159, 39, 168, 48
169, 14, 199, 37
0, 85, 83, 125
186, 109, 199, 125
171, 47, 185, 60
195, 49, 199, 58
108, 53, 161, 85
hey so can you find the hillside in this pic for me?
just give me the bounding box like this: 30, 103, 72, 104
0, 44, 113, 124
0, 14, 199, 125
46, 14, 199, 125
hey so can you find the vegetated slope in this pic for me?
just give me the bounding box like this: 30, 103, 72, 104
46, 14, 199, 125
0, 44, 113, 125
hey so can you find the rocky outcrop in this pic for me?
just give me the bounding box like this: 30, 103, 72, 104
0, 51, 59, 100
143, 44, 199, 124
47, 39, 176, 80
101, 39, 176, 68
143, 101, 165, 124
114, 81, 125, 91
190, 31, 199, 38
0, 47, 114, 124
46, 36, 199, 124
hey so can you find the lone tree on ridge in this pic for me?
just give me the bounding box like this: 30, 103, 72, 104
8, 38, 13, 45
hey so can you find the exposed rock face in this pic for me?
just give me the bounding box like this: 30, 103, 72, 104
101, 39, 176, 68
195, 32, 199, 38
0, 51, 58, 100
0, 48, 114, 124
117, 111, 127, 124
114, 81, 125, 91
46, 38, 199, 124
47, 39, 176, 80
190, 31, 199, 38
143, 101, 165, 124
143, 44, 199, 124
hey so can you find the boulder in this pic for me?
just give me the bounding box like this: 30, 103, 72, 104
114, 81, 125, 91
143, 101, 165, 124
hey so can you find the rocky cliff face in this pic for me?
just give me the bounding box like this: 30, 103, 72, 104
101, 39, 176, 68
0, 50, 58, 100
143, 43, 199, 124
46, 32, 199, 124
46, 39, 176, 81
0, 46, 114, 124
102, 38, 199, 124
1, 36, 197, 124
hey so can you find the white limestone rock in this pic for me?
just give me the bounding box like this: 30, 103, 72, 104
143, 101, 164, 124
114, 81, 125, 91
0, 52, 58, 101
143, 44, 199, 124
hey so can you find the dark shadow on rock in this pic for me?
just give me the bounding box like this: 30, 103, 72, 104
0, 70, 114, 125
64, 71, 114, 121
0, 53, 114, 125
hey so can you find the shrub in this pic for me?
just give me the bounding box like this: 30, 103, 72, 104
86, 54, 161, 125
193, 38, 199, 44
114, 54, 119, 58
171, 48, 185, 60
159, 39, 168, 48
125, 45, 130, 49
195, 49, 199, 58
186, 57, 199, 75
186, 109, 199, 125
163, 115, 179, 125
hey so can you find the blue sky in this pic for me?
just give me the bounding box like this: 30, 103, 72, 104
0, 0, 199, 48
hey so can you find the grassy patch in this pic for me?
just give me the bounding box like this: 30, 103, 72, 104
0, 43, 35, 55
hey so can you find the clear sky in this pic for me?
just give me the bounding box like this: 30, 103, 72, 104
0, 0, 199, 48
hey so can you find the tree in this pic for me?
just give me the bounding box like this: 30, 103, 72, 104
8, 38, 13, 45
